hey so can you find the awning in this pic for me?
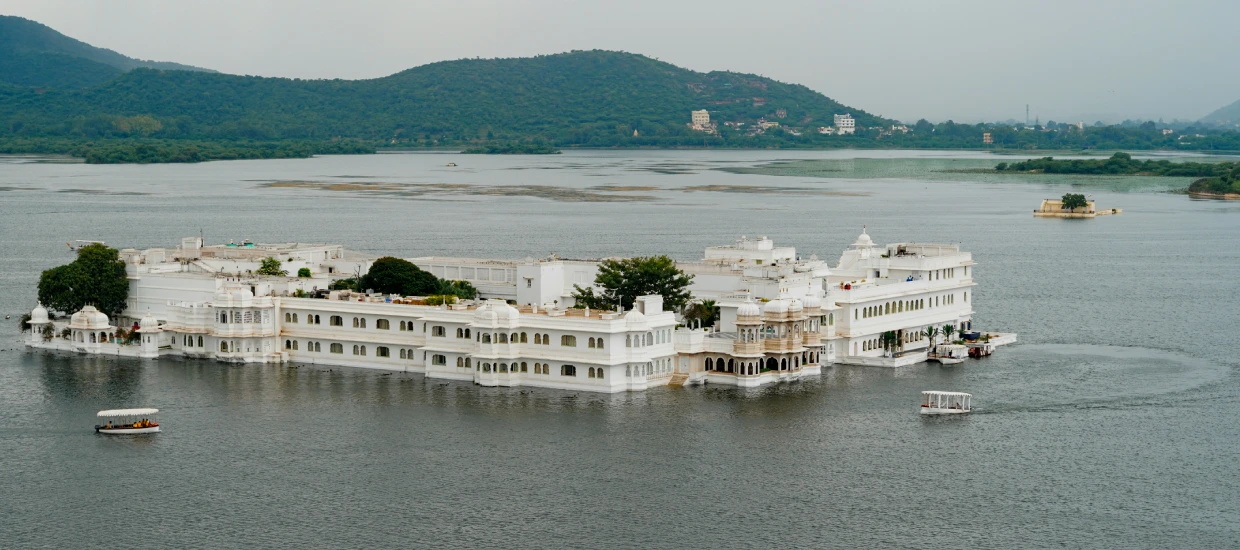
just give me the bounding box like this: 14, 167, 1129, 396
97, 408, 159, 417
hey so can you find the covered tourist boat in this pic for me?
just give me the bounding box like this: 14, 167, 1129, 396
95, 408, 160, 434
920, 391, 971, 415
928, 344, 968, 365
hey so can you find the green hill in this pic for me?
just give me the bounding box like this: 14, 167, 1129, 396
1200, 98, 1240, 129
0, 47, 886, 145
0, 15, 212, 88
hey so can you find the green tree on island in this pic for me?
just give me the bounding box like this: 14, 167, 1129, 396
1061, 193, 1088, 211
256, 257, 288, 276
681, 299, 719, 329
571, 256, 694, 311
360, 257, 441, 296
37, 243, 129, 317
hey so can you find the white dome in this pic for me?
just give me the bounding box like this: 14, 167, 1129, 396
473, 302, 497, 322
71, 305, 111, 330
30, 303, 49, 324
494, 302, 520, 320
139, 312, 158, 330
788, 299, 803, 312
737, 300, 761, 317
852, 227, 874, 248
624, 308, 647, 327
801, 295, 821, 309
762, 300, 788, 314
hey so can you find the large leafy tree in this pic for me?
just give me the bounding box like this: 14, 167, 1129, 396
37, 243, 129, 317
572, 255, 693, 311
1061, 193, 1088, 211
256, 257, 287, 276
360, 257, 440, 296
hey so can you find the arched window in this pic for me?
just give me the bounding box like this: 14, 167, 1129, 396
647, 332, 653, 346
432, 326, 446, 337
220, 341, 228, 352
706, 358, 714, 371
352, 345, 360, 355
352, 317, 359, 328
588, 337, 595, 349
401, 349, 407, 359
360, 318, 367, 329
561, 364, 577, 377
197, 336, 203, 347
432, 354, 447, 365
465, 328, 471, 338
728, 358, 735, 373
520, 362, 528, 373
285, 339, 292, 350
500, 363, 508, 373
626, 335, 632, 347
483, 363, 491, 372
330, 343, 343, 354
519, 332, 526, 343
375, 346, 388, 357
330, 316, 343, 326
456, 328, 463, 338
499, 333, 508, 344
482, 333, 491, 343
285, 313, 291, 323
597, 338, 603, 350
542, 334, 550, 345
457, 357, 463, 367
596, 368, 604, 380
376, 319, 389, 330
588, 367, 596, 378
400, 321, 407, 331
560, 335, 576, 346
465, 358, 471, 369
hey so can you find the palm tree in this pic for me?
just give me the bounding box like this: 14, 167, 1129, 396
942, 324, 956, 343
923, 326, 939, 351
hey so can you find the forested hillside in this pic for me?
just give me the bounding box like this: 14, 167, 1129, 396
0, 16, 212, 88
0, 49, 884, 146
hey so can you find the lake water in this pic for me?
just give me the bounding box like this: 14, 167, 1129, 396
1, 150, 1238, 549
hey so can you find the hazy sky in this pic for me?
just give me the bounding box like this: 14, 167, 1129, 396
3, 0, 1237, 122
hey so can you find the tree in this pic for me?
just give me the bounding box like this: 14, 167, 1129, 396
329, 277, 358, 291
18, 312, 32, 332
571, 255, 694, 311
923, 326, 939, 350
439, 280, 478, 300
360, 257, 440, 296
1061, 193, 1088, 211
297, 267, 312, 277
257, 257, 287, 276
37, 243, 129, 317
681, 299, 719, 329
942, 324, 956, 343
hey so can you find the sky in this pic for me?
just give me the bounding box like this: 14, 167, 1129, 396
2, 0, 1237, 123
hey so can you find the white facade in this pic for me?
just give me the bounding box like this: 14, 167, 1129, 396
26, 232, 1013, 393
834, 113, 856, 134
691, 109, 710, 127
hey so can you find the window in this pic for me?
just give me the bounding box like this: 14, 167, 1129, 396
352, 345, 360, 355
432, 354, 447, 366
465, 328, 471, 338
353, 317, 360, 328
376, 319, 389, 330
400, 321, 407, 331
285, 339, 292, 350
400, 349, 407, 359
561, 335, 576, 347
432, 326, 446, 337
330, 316, 343, 326
597, 338, 604, 350
542, 334, 550, 345
465, 358, 471, 369
589, 367, 596, 378
964, 292, 968, 302
588, 337, 596, 349
561, 365, 577, 377
596, 368, 604, 380
520, 332, 527, 343
534, 334, 542, 345
197, 336, 203, 347
285, 313, 292, 323
520, 362, 528, 373
482, 333, 492, 344
330, 343, 343, 354
377, 346, 389, 357
499, 333, 509, 344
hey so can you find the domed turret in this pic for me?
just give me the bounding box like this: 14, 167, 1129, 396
494, 302, 520, 321
737, 300, 761, 318
763, 300, 789, 315
139, 312, 159, 330
624, 308, 647, 329
801, 295, 821, 309
852, 226, 874, 248
29, 303, 49, 324
69, 305, 111, 330
788, 299, 803, 312
474, 302, 497, 323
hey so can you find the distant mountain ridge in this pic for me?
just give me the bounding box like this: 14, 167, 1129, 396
0, 15, 213, 88
0, 47, 887, 145
1200, 98, 1240, 128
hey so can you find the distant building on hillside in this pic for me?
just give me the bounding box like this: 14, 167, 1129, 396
691, 110, 710, 127
834, 114, 855, 135
982, 132, 993, 145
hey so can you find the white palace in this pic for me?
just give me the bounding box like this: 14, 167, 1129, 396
24, 230, 1014, 393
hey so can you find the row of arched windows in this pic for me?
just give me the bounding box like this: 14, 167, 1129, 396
183, 335, 204, 348
221, 311, 268, 324
626, 330, 669, 348
587, 337, 605, 349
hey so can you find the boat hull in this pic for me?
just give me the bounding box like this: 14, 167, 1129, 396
937, 358, 965, 365
920, 407, 970, 415
96, 427, 160, 434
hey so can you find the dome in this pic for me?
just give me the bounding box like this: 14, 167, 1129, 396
624, 308, 647, 328
493, 301, 520, 320
788, 299, 803, 312
71, 305, 111, 330
737, 300, 761, 317
801, 295, 821, 309
763, 300, 788, 314
852, 227, 874, 248
29, 303, 49, 324
139, 312, 158, 330
473, 302, 497, 322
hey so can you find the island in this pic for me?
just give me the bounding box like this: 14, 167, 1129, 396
996, 152, 1235, 177
1034, 193, 1121, 218
1187, 166, 1240, 199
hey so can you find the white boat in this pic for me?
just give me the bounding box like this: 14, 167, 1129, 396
920, 391, 971, 415
95, 408, 160, 434
928, 344, 968, 365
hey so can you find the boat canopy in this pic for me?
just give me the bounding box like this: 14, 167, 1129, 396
97, 408, 159, 417
921, 391, 970, 398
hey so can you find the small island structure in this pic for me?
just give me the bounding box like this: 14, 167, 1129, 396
1035, 193, 1121, 218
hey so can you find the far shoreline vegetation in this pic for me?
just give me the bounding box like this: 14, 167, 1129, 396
994, 152, 1240, 197
461, 141, 560, 155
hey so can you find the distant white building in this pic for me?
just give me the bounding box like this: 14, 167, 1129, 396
834, 113, 855, 134
691, 109, 710, 127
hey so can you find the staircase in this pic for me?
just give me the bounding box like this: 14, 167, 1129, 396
668, 372, 689, 387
